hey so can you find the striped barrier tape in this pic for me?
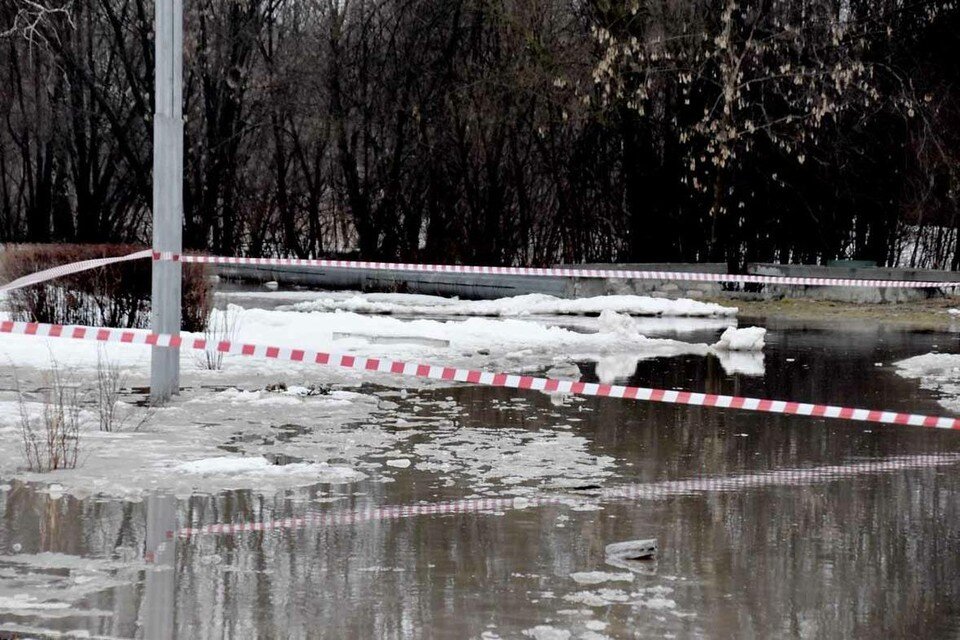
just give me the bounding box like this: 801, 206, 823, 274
175, 453, 960, 538
0, 249, 152, 294
2, 249, 958, 292
2, 319, 960, 431
154, 251, 960, 289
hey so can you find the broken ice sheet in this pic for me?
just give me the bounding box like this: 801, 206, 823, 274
0, 553, 144, 619
412, 426, 616, 495
0, 379, 385, 499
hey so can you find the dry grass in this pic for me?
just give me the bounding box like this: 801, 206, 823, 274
16, 359, 82, 472
709, 296, 960, 329
96, 345, 150, 432
196, 303, 241, 370
12, 349, 152, 472
0, 243, 212, 331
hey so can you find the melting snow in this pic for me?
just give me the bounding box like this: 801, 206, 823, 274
279, 292, 736, 318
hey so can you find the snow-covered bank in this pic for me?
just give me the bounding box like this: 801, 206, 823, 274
224, 290, 738, 337
274, 291, 737, 318
232, 306, 713, 359
894, 353, 960, 412
0, 299, 760, 404
0, 304, 725, 379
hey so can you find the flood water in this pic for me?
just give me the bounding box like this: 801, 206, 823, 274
3, 317, 960, 638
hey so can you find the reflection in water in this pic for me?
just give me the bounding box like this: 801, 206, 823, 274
714, 349, 765, 377
1, 323, 960, 638
595, 350, 766, 384
143, 494, 176, 640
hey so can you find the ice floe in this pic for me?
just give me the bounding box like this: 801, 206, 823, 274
894, 352, 960, 412
712, 326, 766, 351
278, 292, 736, 318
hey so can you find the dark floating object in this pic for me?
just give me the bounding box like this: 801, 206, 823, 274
606, 539, 658, 563
567, 484, 604, 492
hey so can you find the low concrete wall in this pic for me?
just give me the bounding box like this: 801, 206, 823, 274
215, 261, 956, 303
214, 264, 568, 299
746, 263, 951, 303
563, 263, 726, 300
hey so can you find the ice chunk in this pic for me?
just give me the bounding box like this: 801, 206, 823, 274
895, 352, 960, 412
570, 571, 634, 585
597, 309, 638, 335
712, 326, 766, 351
523, 625, 571, 640
545, 362, 581, 380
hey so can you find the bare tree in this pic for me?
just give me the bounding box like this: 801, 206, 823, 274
1, 0, 73, 46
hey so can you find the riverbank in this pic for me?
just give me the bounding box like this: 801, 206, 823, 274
715, 296, 960, 329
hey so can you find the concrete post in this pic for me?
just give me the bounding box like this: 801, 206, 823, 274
151, 0, 183, 401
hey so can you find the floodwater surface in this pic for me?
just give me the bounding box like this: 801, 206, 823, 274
2, 318, 960, 639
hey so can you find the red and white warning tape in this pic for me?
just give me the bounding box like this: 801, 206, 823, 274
177, 495, 560, 538
175, 453, 960, 538
154, 252, 960, 289
2, 319, 959, 431
0, 249, 151, 294
2, 249, 957, 293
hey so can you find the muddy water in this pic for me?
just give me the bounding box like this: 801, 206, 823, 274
3, 320, 960, 638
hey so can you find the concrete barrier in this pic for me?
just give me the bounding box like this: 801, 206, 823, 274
747, 263, 945, 302
214, 261, 952, 303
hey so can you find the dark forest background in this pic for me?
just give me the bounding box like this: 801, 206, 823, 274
1, 0, 958, 270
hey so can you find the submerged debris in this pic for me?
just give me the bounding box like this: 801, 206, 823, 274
605, 539, 658, 574
605, 538, 657, 561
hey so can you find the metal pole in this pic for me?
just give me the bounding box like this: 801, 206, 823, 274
151, 0, 183, 401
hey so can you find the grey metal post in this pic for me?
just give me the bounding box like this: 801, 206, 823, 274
151, 0, 183, 401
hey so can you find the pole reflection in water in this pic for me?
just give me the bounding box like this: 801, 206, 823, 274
142, 493, 176, 640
